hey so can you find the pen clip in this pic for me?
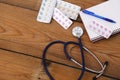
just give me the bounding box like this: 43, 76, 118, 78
82, 10, 94, 15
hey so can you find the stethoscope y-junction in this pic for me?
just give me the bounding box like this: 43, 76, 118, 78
42, 26, 108, 80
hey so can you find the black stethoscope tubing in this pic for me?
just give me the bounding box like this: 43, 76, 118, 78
42, 38, 85, 80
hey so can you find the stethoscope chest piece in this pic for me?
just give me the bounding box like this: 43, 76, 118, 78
72, 26, 83, 38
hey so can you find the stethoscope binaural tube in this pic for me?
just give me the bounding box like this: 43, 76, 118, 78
64, 38, 85, 80
69, 45, 109, 80
71, 26, 108, 80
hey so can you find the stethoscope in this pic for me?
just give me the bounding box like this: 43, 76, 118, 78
42, 26, 108, 80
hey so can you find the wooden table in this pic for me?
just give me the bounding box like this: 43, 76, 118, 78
0, 0, 120, 80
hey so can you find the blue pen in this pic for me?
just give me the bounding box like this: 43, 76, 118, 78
82, 10, 116, 23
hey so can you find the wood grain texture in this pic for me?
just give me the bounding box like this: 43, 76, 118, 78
0, 49, 112, 80
0, 0, 41, 10
0, 0, 106, 10
0, 0, 120, 79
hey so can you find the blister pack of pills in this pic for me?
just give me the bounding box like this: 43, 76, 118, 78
89, 21, 113, 39
53, 8, 73, 29
37, 0, 57, 23
56, 0, 81, 20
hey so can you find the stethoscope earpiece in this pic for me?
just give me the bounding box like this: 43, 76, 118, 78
93, 61, 109, 80
104, 61, 109, 66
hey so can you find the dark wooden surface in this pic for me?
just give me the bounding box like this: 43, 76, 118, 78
0, 0, 120, 80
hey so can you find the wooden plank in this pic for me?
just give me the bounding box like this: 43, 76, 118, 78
0, 0, 106, 10
0, 0, 41, 10
0, 49, 111, 80
0, 2, 120, 79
